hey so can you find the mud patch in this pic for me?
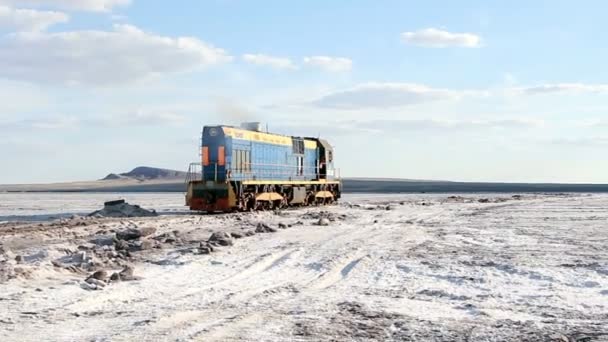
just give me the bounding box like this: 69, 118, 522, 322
89, 200, 158, 218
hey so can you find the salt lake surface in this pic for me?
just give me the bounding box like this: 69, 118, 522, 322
0, 192, 525, 223
1, 193, 607, 341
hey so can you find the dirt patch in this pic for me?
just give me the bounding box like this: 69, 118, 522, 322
88, 200, 158, 218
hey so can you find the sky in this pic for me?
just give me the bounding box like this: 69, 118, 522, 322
1, 0, 607, 184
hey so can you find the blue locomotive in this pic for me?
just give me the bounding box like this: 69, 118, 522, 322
186, 123, 341, 212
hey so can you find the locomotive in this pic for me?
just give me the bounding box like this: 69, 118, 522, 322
186, 123, 341, 212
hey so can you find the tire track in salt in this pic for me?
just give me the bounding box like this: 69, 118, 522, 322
108, 203, 458, 340
189, 204, 461, 340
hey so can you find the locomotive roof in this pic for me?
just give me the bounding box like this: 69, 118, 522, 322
208, 125, 320, 140
213, 125, 319, 148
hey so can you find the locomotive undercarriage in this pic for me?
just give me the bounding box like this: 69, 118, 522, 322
231, 181, 341, 211
186, 180, 341, 212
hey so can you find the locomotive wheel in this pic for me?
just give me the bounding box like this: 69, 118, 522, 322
272, 200, 282, 210
307, 193, 316, 206
246, 197, 256, 211
256, 200, 266, 211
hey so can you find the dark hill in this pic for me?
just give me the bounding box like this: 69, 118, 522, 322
101, 173, 125, 180
101, 166, 187, 181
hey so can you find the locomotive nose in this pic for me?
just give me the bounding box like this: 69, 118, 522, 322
204, 191, 216, 204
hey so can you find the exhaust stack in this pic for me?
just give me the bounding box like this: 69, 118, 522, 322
240, 122, 262, 132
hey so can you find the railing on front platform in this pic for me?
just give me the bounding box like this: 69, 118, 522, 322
186, 163, 202, 183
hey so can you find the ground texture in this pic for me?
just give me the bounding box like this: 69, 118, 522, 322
1, 194, 607, 341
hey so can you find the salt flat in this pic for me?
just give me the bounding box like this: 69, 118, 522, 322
0, 193, 607, 341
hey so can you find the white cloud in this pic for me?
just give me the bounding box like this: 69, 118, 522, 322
0, 138, 57, 155
363, 118, 544, 131
0, 80, 52, 113
549, 136, 608, 147
0, 0, 130, 12
0, 110, 186, 131
242, 53, 296, 70
575, 119, 608, 129
94, 110, 187, 126
0, 24, 232, 85
401, 28, 481, 48
312, 83, 477, 109
303, 56, 352, 72
503, 72, 517, 86
518, 83, 608, 95
0, 5, 68, 31
277, 118, 543, 137
0, 115, 79, 130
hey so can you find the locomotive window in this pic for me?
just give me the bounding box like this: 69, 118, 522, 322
234, 149, 240, 173
292, 138, 304, 155
297, 156, 304, 175
241, 150, 245, 172
235, 150, 239, 173
240, 150, 245, 172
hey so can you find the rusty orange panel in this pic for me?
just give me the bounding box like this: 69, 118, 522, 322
218, 146, 225, 166
202, 146, 209, 166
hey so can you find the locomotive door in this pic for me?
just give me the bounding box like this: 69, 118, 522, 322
292, 138, 305, 178
318, 145, 327, 179
317, 139, 333, 180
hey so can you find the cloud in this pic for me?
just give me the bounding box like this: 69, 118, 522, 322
311, 83, 475, 109
94, 110, 187, 126
362, 118, 544, 132
549, 137, 608, 147
303, 56, 352, 72
0, 24, 232, 85
0, 0, 130, 12
278, 118, 543, 137
586, 120, 608, 128
401, 28, 481, 48
273, 120, 364, 137
0, 5, 68, 31
242, 53, 296, 70
517, 83, 608, 95
0, 109, 186, 132
0, 138, 57, 155
0, 115, 79, 130
503, 72, 517, 86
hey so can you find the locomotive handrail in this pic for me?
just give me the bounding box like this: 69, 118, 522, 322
186, 161, 340, 183
185, 162, 202, 183
227, 162, 340, 182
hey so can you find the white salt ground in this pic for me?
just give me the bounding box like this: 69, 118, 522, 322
0, 193, 607, 341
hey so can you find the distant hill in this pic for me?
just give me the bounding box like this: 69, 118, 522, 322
101, 166, 187, 181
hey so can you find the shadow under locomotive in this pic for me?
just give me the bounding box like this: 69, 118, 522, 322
186, 123, 342, 212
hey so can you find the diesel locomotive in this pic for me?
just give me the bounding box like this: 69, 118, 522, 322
186, 123, 341, 212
